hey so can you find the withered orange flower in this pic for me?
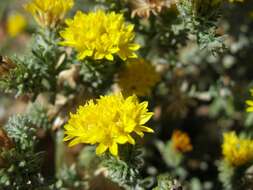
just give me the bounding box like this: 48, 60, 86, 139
0, 129, 13, 149
0, 56, 16, 76
130, 0, 176, 18
171, 130, 193, 153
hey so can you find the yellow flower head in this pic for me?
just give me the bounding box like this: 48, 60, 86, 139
117, 58, 160, 97
64, 93, 154, 156
246, 89, 253, 112
222, 131, 253, 167
7, 13, 27, 37
59, 10, 140, 61
171, 130, 193, 153
24, 0, 74, 28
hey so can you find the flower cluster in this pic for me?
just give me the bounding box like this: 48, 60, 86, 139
7, 13, 27, 37
64, 93, 154, 156
222, 131, 253, 167
25, 0, 74, 28
60, 10, 140, 61
117, 58, 160, 97
171, 130, 193, 153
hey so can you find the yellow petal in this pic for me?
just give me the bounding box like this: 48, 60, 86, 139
105, 54, 114, 61
77, 51, 89, 60
63, 135, 73, 141
129, 43, 141, 51
96, 143, 108, 155
109, 143, 118, 156
94, 52, 105, 60
135, 130, 144, 138
124, 119, 136, 133
140, 113, 153, 125
127, 135, 136, 145
246, 100, 253, 106
116, 136, 128, 144
68, 138, 81, 147
138, 126, 154, 133
246, 107, 253, 112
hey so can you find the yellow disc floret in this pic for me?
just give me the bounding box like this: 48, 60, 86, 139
59, 10, 140, 61
64, 93, 154, 156
118, 58, 160, 97
222, 131, 253, 167
24, 0, 74, 28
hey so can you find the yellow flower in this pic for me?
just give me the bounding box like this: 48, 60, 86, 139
24, 0, 74, 28
64, 93, 154, 156
222, 131, 253, 167
59, 10, 140, 61
117, 58, 160, 97
171, 130, 193, 153
245, 89, 253, 112
7, 13, 27, 37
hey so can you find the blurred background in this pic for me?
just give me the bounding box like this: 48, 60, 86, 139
1, 0, 253, 189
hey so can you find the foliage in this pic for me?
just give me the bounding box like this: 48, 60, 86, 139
101, 145, 145, 189
50, 165, 88, 190
26, 103, 51, 130
153, 173, 183, 190
0, 115, 45, 189
0, 29, 68, 99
